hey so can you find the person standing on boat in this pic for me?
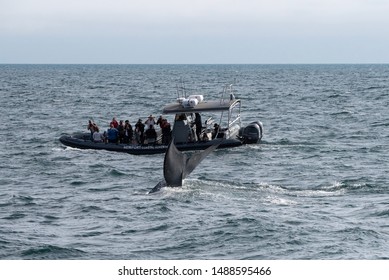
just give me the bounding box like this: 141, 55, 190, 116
135, 118, 145, 144
107, 123, 119, 143
87, 120, 99, 140
195, 113, 202, 142
161, 118, 171, 145
117, 120, 125, 143
145, 125, 157, 145
123, 120, 133, 144
110, 117, 119, 128
156, 115, 164, 127
145, 115, 156, 129
212, 123, 220, 139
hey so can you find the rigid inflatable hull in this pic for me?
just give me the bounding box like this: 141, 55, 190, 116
59, 133, 243, 155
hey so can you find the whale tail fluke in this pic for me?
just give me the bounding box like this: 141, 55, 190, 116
148, 138, 220, 194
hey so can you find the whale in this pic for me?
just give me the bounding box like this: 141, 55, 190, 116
148, 138, 220, 194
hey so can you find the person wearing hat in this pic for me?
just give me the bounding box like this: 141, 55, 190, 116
145, 114, 156, 129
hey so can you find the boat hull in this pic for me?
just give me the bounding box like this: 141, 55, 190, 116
59, 133, 243, 155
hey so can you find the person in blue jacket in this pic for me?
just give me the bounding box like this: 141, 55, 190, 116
107, 123, 119, 143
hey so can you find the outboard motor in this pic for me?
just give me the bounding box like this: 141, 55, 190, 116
239, 121, 263, 144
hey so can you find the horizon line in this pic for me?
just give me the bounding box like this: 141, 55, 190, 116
1, 62, 389, 65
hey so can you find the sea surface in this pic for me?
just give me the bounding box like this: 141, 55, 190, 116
0, 64, 388, 259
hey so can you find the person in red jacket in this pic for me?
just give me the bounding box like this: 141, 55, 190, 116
110, 117, 118, 128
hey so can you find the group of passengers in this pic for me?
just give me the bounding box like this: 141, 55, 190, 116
87, 115, 172, 145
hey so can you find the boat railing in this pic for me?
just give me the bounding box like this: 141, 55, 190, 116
229, 114, 241, 127
220, 83, 237, 103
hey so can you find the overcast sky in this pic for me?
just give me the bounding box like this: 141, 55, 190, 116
1, 0, 389, 64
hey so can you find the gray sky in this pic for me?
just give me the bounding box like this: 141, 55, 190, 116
1, 0, 389, 63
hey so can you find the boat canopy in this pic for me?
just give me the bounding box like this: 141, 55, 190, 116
162, 99, 241, 114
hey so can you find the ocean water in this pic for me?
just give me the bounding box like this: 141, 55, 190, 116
0, 64, 388, 259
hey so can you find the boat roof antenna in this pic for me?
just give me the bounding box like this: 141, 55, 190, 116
176, 77, 187, 99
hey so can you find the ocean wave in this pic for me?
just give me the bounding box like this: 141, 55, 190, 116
335, 226, 381, 239
107, 168, 127, 177
371, 120, 389, 127
70, 180, 88, 186
330, 110, 353, 116
3, 212, 27, 220
74, 231, 105, 238
87, 185, 125, 192
264, 196, 297, 206
79, 205, 103, 213
87, 85, 105, 89
20, 245, 86, 259
282, 180, 379, 198
12, 195, 37, 206
261, 138, 320, 147
324, 180, 381, 193
370, 209, 389, 218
